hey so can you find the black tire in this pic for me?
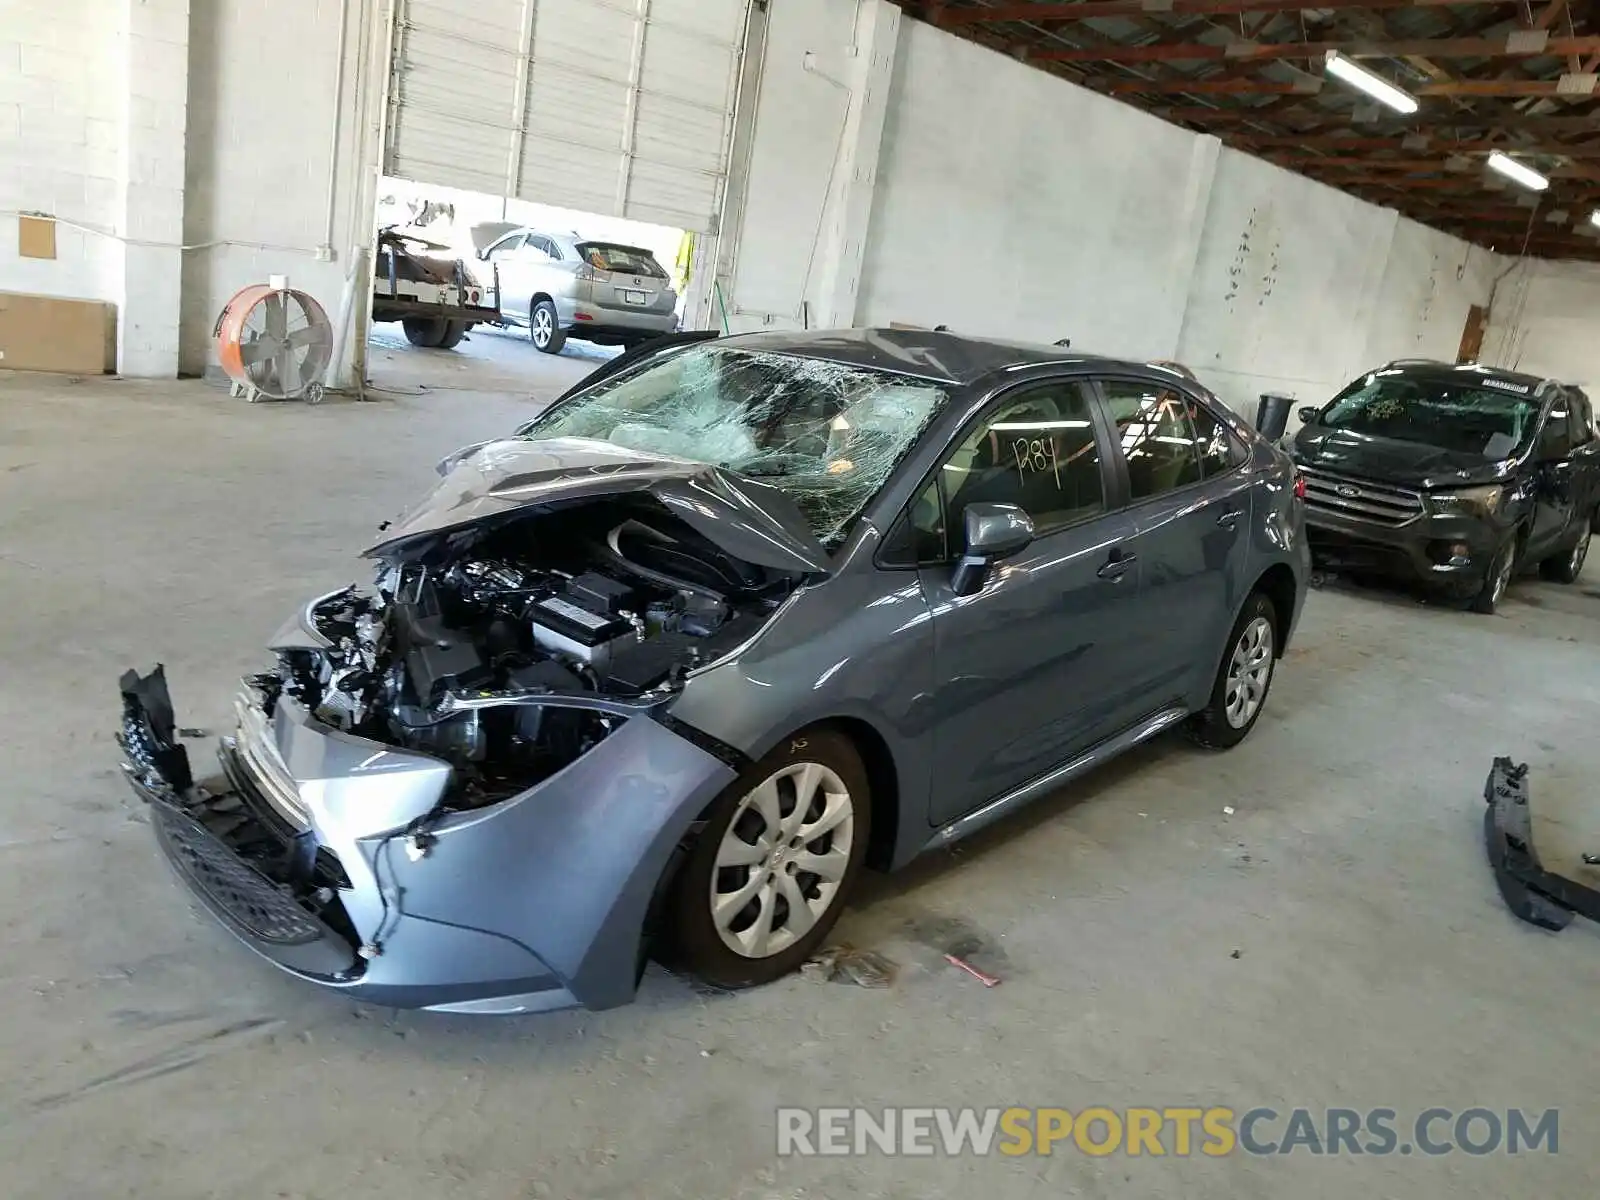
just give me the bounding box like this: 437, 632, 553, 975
529, 299, 566, 354
666, 728, 871, 990
1187, 590, 1279, 751
402, 317, 447, 348
1541, 520, 1592, 584
1471, 536, 1518, 613
435, 320, 469, 350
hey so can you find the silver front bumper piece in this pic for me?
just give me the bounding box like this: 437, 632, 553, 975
129, 672, 740, 1013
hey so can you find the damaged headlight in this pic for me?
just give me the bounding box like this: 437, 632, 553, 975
1425, 484, 1504, 519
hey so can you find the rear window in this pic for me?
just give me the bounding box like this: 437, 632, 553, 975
578, 242, 666, 278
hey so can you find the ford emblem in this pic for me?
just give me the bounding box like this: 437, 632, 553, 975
1336, 484, 1361, 498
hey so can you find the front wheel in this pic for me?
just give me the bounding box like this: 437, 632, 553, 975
1471, 537, 1517, 613
1187, 591, 1278, 750
666, 729, 870, 989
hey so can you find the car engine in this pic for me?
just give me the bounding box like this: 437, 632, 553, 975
253, 503, 794, 809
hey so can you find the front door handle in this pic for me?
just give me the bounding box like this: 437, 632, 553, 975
1097, 548, 1137, 582
1216, 508, 1243, 529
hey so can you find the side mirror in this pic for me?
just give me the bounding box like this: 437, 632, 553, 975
951, 503, 1034, 596
1297, 405, 1321, 426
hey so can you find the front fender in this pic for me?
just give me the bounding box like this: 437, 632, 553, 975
376, 715, 737, 1009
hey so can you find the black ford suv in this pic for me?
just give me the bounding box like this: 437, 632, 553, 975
1289, 360, 1600, 613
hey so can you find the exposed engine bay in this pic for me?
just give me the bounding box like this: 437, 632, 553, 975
256, 500, 795, 809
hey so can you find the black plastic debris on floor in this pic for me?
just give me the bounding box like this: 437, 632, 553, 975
1484, 756, 1600, 932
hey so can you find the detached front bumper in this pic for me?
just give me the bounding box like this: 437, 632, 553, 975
118, 666, 737, 1013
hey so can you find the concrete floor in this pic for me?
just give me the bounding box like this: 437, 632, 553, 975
4, 366, 1600, 1200
365, 321, 619, 398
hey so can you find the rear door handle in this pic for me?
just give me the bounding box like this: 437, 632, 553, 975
1216, 508, 1243, 529
1097, 549, 1137, 581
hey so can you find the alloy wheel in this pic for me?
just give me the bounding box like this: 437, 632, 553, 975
710, 762, 855, 959
1224, 616, 1274, 730
532, 307, 553, 348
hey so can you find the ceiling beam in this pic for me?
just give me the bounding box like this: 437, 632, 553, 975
1043, 37, 1600, 64
1110, 78, 1600, 96
1231, 134, 1600, 153
939, 0, 1513, 22
1155, 106, 1600, 129
1279, 171, 1600, 188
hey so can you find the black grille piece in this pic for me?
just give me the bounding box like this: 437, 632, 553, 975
1300, 466, 1423, 528
152, 804, 323, 945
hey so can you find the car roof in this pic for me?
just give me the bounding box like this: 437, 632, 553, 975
1374, 358, 1567, 396
716, 327, 1175, 387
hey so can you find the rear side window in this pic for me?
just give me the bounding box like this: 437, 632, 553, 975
1100, 381, 1204, 500
577, 242, 666, 278
1190, 401, 1248, 475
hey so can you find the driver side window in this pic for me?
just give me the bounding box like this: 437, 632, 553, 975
1542, 401, 1576, 459
883, 381, 1106, 566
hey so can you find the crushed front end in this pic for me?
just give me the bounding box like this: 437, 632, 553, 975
114, 485, 798, 1011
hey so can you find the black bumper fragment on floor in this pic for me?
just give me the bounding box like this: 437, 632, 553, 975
1484, 757, 1600, 932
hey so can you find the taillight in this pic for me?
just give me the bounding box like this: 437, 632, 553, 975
574, 264, 600, 283
1293, 474, 1307, 501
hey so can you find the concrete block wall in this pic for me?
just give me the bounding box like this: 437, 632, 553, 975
0, 0, 128, 307
3, 0, 372, 380
177, 0, 375, 379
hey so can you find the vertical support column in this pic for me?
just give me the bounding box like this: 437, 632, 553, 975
808, 0, 899, 330
505, 0, 539, 200
118, 0, 191, 377
1165, 133, 1222, 362
615, 0, 651, 216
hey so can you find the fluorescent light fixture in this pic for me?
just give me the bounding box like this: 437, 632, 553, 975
1323, 51, 1419, 115
1589, 209, 1600, 229
1486, 151, 1549, 192
989, 420, 1091, 431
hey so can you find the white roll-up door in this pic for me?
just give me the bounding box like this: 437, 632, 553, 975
385, 0, 749, 233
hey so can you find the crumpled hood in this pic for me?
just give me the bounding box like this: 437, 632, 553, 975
1292, 426, 1515, 490
365, 437, 832, 573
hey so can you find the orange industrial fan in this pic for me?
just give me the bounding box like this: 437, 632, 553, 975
214, 284, 334, 403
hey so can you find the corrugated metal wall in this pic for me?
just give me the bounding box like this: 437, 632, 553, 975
386, 0, 747, 233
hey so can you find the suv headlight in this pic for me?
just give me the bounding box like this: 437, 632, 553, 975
1426, 484, 1504, 518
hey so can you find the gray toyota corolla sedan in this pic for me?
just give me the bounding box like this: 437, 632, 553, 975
118, 328, 1308, 1014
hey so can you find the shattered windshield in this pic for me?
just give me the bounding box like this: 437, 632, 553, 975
527, 347, 948, 544
1318, 373, 1541, 458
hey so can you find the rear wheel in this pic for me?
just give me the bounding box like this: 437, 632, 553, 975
666, 729, 870, 989
436, 320, 469, 350
402, 317, 447, 348
530, 300, 566, 354
1187, 591, 1278, 750
1541, 521, 1592, 584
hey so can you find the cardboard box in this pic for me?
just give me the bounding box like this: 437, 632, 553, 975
0, 291, 117, 374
